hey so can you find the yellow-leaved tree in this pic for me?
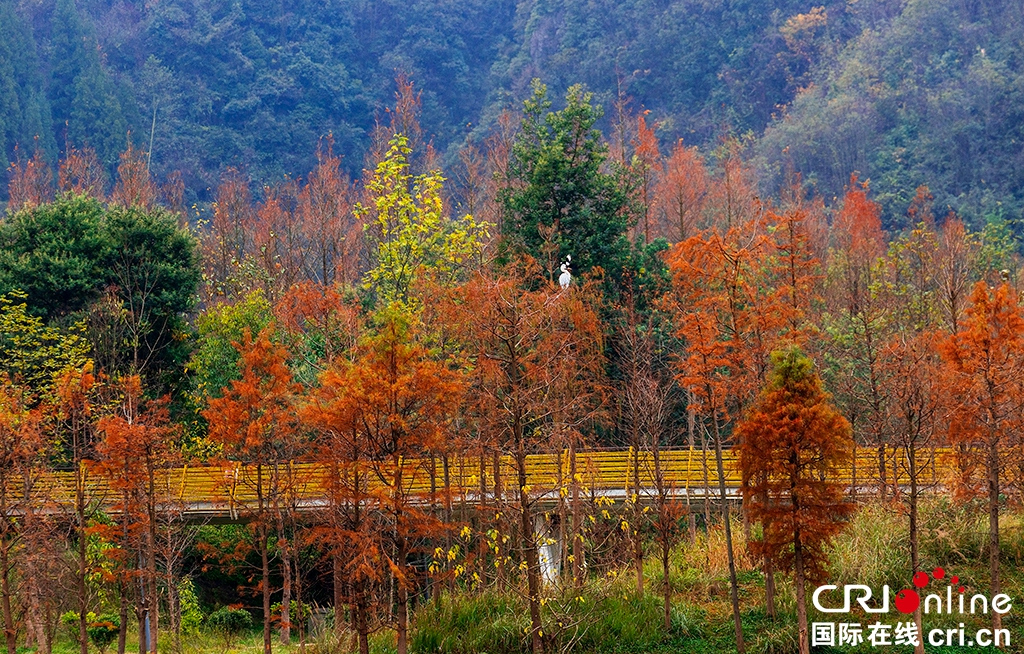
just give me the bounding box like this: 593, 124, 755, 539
358, 134, 488, 309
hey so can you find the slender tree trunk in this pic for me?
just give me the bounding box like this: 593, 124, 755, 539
354, 590, 369, 654
138, 560, 149, 654
259, 462, 272, 654
77, 465, 88, 654
117, 580, 128, 654
146, 461, 159, 654
795, 538, 809, 654
516, 434, 544, 654
877, 444, 887, 500
332, 552, 345, 640
909, 445, 924, 654
661, 535, 671, 631
261, 523, 272, 654
570, 445, 582, 583
493, 451, 506, 588
167, 571, 181, 654
654, 440, 672, 631
1, 539, 16, 654
632, 445, 643, 595
765, 555, 776, 619
711, 411, 744, 654
395, 465, 409, 654
988, 436, 1001, 633
278, 510, 291, 645
24, 536, 45, 652
295, 549, 305, 654
687, 396, 696, 543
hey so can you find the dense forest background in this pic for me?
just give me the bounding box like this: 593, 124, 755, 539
1, 0, 1021, 230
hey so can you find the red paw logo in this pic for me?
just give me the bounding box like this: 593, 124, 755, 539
895, 567, 964, 614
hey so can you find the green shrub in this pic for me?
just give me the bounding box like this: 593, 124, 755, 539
87, 615, 120, 654
208, 606, 253, 652
573, 592, 665, 652
271, 600, 313, 629
178, 576, 204, 636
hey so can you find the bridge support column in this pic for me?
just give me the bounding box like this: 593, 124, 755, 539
535, 514, 561, 584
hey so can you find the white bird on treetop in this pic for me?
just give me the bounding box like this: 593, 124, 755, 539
559, 255, 572, 289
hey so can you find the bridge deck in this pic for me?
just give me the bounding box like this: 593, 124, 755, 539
9, 446, 960, 520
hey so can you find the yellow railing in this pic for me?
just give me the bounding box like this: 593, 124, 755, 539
5, 445, 965, 516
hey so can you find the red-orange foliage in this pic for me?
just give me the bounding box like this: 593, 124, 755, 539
459, 263, 606, 654
251, 181, 301, 301
0, 378, 43, 654
205, 327, 299, 654
305, 313, 463, 654
299, 136, 356, 287
58, 145, 106, 200
737, 349, 853, 654
7, 146, 53, 211
631, 114, 661, 244
93, 376, 173, 654
110, 141, 157, 208
940, 282, 1024, 632
275, 281, 361, 367
204, 169, 256, 301
654, 139, 707, 242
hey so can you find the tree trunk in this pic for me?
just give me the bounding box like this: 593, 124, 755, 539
988, 436, 1001, 633
395, 465, 409, 654
632, 446, 643, 595
765, 556, 776, 620
261, 523, 272, 654
1, 538, 16, 654
138, 562, 149, 654
77, 478, 88, 654
25, 545, 46, 653
354, 591, 370, 654
795, 538, 809, 654
661, 536, 671, 631
167, 572, 181, 654
279, 516, 291, 645
117, 580, 128, 654
711, 411, 744, 654
332, 553, 345, 639
146, 462, 159, 654
687, 398, 696, 544
517, 441, 543, 654
909, 446, 924, 654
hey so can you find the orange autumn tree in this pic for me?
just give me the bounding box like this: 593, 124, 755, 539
940, 282, 1024, 635
460, 262, 606, 654
736, 348, 853, 654
0, 377, 43, 654
302, 347, 380, 654
205, 327, 300, 654
309, 309, 463, 654
93, 375, 174, 654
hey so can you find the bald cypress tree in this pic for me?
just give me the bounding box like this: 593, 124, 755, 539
736, 348, 854, 654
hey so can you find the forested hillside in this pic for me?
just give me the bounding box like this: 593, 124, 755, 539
4, 0, 1020, 229
5, 3, 1024, 652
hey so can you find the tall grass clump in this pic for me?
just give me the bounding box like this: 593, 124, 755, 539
411, 591, 529, 654
827, 504, 906, 590
919, 497, 988, 565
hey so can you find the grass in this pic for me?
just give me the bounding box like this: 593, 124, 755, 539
35, 501, 1024, 654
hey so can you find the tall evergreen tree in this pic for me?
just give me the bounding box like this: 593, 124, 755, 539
501, 80, 632, 285
0, 3, 55, 169
48, 0, 127, 169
